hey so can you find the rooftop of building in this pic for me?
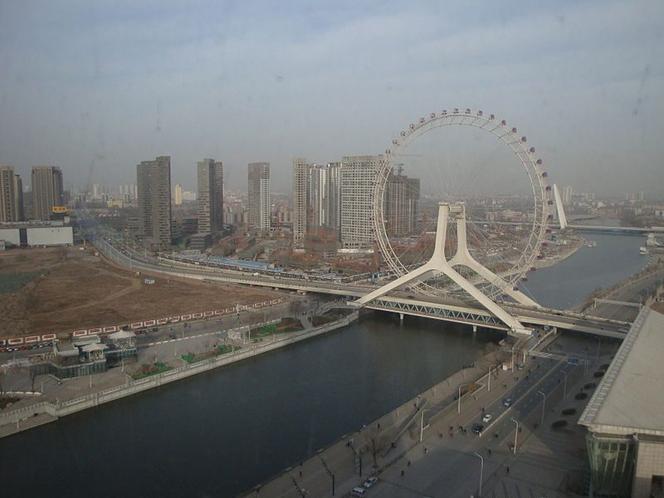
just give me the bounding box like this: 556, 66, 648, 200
579, 304, 664, 437
0, 220, 70, 228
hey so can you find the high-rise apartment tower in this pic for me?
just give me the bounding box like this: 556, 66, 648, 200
31, 166, 63, 221
340, 155, 381, 250
197, 159, 224, 234
137, 156, 172, 249
248, 162, 270, 233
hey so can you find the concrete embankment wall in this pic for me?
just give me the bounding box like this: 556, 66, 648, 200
0, 312, 359, 439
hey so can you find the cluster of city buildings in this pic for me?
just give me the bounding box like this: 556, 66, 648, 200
118, 153, 421, 254
0, 165, 73, 248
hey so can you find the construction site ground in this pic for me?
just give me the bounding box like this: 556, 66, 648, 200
0, 246, 287, 338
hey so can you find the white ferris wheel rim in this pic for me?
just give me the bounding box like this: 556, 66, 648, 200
372, 108, 553, 299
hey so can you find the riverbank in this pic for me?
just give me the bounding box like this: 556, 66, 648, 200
0, 311, 359, 439
240, 344, 507, 497
534, 236, 584, 270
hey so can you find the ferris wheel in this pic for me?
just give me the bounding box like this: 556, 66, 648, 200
372, 108, 554, 301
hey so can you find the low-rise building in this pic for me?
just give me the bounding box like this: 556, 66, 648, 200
579, 305, 664, 498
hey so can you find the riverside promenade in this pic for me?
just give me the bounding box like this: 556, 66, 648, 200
0, 311, 359, 439
239, 345, 510, 498
247, 329, 616, 498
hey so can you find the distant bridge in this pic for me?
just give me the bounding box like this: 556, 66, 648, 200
95, 238, 630, 340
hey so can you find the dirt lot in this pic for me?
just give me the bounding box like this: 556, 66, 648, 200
0, 247, 287, 338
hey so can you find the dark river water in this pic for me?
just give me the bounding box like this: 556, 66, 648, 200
0, 233, 646, 497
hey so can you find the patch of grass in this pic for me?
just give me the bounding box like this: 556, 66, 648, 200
181, 353, 196, 364
253, 324, 277, 338
217, 344, 240, 355
0, 272, 41, 293
131, 361, 172, 379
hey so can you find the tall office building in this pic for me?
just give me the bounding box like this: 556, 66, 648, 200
137, 156, 172, 249
384, 168, 420, 237
197, 159, 224, 234
248, 162, 271, 233
31, 166, 64, 221
0, 166, 18, 222
326, 162, 342, 234
292, 158, 309, 249
213, 161, 224, 230
340, 155, 381, 250
14, 173, 24, 221
174, 184, 183, 206
292, 159, 343, 249
562, 185, 573, 205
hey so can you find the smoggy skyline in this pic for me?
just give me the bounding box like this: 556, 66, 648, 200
1, 0, 663, 195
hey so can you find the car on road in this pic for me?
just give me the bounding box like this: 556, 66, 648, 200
471, 423, 485, 435
363, 477, 378, 489
352, 486, 367, 496
503, 397, 513, 407
482, 413, 492, 423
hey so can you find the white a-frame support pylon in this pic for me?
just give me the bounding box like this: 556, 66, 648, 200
354, 203, 535, 336
553, 185, 568, 230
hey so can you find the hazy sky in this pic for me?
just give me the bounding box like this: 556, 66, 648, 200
1, 0, 663, 195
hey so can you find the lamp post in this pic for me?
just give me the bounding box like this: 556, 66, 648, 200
511, 418, 519, 454
472, 452, 484, 497
458, 383, 468, 414
511, 344, 517, 371
419, 409, 428, 443
538, 390, 547, 426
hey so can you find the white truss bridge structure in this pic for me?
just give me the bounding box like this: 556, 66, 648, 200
353, 202, 540, 336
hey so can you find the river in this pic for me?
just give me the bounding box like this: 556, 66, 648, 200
0, 233, 647, 497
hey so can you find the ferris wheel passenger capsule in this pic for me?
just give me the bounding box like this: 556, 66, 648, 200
542, 172, 548, 178
454, 108, 459, 113
392, 139, 398, 145
489, 114, 495, 119
501, 119, 507, 125
465, 108, 471, 114
512, 127, 518, 133
430, 112, 436, 119
477, 110, 483, 116
410, 124, 415, 130
545, 185, 552, 191
521, 136, 527, 142
442, 110, 447, 115
536, 159, 543, 165
420, 117, 425, 124
529, 147, 536, 153
400, 131, 406, 137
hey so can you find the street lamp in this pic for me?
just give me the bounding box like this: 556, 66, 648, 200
472, 452, 484, 497
419, 408, 428, 443
511, 418, 519, 454
511, 344, 517, 371
537, 390, 547, 426
458, 383, 469, 414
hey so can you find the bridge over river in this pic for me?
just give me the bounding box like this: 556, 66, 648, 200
95, 238, 630, 339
